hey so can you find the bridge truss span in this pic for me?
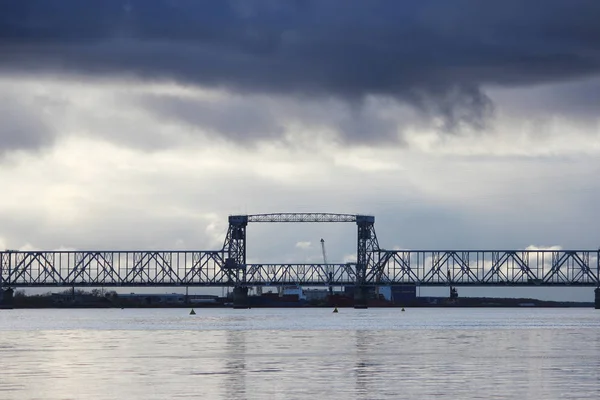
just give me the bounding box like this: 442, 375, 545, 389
243, 263, 355, 286
376, 250, 600, 286
2, 212, 599, 289
1, 249, 598, 287
0, 250, 228, 287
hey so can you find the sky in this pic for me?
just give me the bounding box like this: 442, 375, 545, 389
1, 1, 600, 300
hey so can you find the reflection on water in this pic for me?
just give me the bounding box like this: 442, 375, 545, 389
1, 308, 600, 399
354, 330, 377, 397
225, 330, 247, 399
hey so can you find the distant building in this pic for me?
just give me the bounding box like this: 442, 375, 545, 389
343, 285, 418, 304
304, 289, 329, 302
279, 286, 306, 300
188, 295, 219, 304
119, 293, 185, 305
391, 285, 417, 304
50, 291, 110, 306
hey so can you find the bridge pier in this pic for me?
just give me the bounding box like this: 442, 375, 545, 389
354, 286, 368, 309
450, 286, 458, 300
232, 286, 250, 309
0, 288, 14, 309
595, 288, 600, 310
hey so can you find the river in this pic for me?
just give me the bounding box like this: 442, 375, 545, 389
1, 308, 599, 399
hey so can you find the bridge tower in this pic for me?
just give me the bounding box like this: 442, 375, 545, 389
596, 251, 600, 309
355, 215, 379, 308
221, 213, 381, 309
222, 215, 249, 308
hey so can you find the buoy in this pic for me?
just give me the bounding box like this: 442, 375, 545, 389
190, 309, 196, 315
401, 308, 405, 312
333, 307, 338, 313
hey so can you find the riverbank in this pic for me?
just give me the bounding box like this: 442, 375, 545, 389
3, 297, 594, 309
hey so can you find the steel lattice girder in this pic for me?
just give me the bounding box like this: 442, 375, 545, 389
246, 213, 361, 223
1, 250, 599, 287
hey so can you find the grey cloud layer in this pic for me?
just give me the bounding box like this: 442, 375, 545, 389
0, 97, 53, 153
1, 0, 600, 144
2, 3, 600, 95
138, 93, 414, 145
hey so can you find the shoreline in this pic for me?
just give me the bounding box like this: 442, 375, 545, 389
2, 303, 594, 310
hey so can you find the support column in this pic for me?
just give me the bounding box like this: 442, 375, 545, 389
355, 215, 377, 310
450, 286, 458, 299
0, 288, 14, 309
354, 286, 368, 309
595, 288, 600, 310
232, 286, 249, 309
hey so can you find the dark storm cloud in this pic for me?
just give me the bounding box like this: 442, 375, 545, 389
1, 0, 600, 140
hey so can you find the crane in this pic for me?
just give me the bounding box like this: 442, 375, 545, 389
321, 238, 333, 295
320, 238, 328, 264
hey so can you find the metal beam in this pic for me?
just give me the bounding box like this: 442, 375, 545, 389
245, 213, 362, 223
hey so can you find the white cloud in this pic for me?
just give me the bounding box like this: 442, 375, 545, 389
525, 245, 563, 251
295, 241, 312, 250
343, 254, 357, 264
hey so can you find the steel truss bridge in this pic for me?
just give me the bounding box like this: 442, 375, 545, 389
1, 213, 599, 288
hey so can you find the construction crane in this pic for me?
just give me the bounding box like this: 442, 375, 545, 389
320, 238, 328, 264
321, 238, 333, 295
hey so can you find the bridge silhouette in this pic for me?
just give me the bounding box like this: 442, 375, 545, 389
1, 213, 599, 307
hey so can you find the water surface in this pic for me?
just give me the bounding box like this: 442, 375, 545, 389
1, 308, 599, 399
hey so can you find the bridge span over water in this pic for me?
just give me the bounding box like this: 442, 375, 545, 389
0, 248, 599, 289
1, 213, 598, 291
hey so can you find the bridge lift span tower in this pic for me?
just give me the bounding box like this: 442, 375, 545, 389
221, 213, 380, 308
